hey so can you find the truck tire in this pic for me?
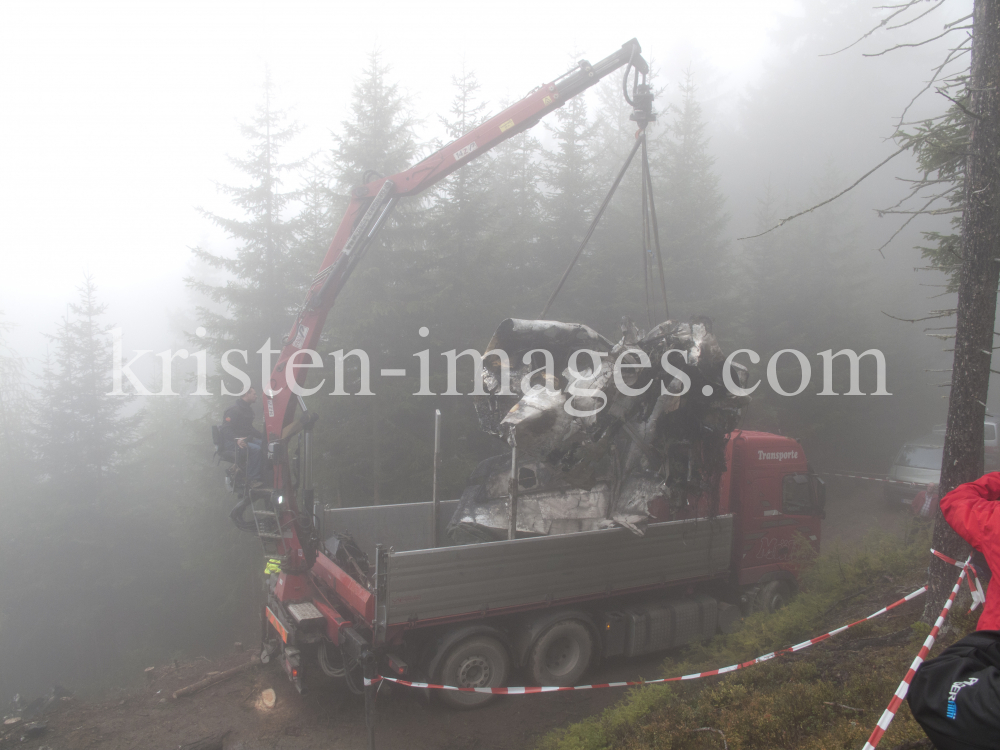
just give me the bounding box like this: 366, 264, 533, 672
437, 636, 511, 709
755, 580, 791, 614
529, 619, 593, 687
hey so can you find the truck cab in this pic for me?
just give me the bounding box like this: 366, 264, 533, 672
725, 431, 824, 610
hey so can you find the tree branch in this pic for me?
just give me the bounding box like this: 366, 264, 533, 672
896, 42, 971, 127
937, 88, 981, 119
886, 0, 950, 30
738, 146, 908, 241
873, 195, 937, 257
882, 309, 956, 323
821, 0, 926, 56
864, 26, 972, 57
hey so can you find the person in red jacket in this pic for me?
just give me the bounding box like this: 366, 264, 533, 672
911, 482, 940, 520
906, 472, 1000, 750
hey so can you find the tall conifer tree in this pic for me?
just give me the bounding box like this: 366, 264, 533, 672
0, 313, 32, 497
187, 73, 304, 381
542, 93, 599, 262
660, 71, 728, 318
37, 277, 140, 505
307, 52, 425, 507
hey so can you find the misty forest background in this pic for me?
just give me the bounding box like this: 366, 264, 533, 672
0, 3, 973, 701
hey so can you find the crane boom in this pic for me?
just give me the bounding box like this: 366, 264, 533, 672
258, 39, 648, 573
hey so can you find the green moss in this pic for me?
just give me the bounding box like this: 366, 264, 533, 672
537, 684, 674, 750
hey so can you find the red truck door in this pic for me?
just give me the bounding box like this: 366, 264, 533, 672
732, 432, 822, 587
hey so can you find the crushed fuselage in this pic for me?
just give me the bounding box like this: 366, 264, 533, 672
447, 317, 749, 543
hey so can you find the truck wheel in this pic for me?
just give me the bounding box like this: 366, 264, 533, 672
437, 636, 510, 709
755, 580, 791, 614
529, 620, 593, 687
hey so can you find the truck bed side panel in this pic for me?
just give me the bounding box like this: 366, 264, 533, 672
385, 516, 733, 625
324, 500, 460, 558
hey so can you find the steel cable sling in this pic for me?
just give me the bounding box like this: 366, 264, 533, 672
539, 64, 668, 321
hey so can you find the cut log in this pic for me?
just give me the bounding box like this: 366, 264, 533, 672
172, 658, 259, 700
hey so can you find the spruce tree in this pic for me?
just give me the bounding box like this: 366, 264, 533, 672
316, 49, 421, 341
296, 52, 418, 286
425, 69, 495, 327
486, 124, 544, 261
37, 277, 140, 505
479, 124, 545, 323
0, 313, 32, 497
660, 71, 728, 318
431, 68, 489, 248
537, 88, 602, 323
306, 52, 426, 507
327, 51, 417, 198
542, 92, 600, 264
187, 73, 304, 381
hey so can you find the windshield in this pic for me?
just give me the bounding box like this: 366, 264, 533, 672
896, 445, 943, 470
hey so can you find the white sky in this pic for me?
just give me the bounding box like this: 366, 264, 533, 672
2, 0, 805, 356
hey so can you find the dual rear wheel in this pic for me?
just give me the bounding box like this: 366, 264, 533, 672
437, 636, 510, 709
436, 619, 594, 709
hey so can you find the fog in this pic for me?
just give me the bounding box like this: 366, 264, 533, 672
0, 0, 981, 718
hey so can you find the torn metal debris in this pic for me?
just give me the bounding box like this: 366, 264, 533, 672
447, 317, 749, 544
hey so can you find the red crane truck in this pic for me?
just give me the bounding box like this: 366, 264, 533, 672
231, 39, 826, 708
257, 428, 824, 707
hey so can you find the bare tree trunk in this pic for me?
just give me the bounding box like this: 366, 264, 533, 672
924, 0, 1000, 623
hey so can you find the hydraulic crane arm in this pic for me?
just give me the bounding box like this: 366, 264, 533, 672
259, 39, 648, 570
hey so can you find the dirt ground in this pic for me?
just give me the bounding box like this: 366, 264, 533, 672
1, 476, 912, 750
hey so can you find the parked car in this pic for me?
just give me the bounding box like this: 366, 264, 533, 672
884, 420, 999, 506
985, 420, 1000, 471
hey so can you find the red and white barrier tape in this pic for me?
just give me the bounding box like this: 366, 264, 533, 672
819, 472, 928, 488
860, 553, 971, 750
931, 548, 986, 610
365, 583, 928, 694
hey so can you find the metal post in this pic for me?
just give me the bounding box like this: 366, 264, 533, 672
508, 427, 518, 541
432, 409, 441, 548
297, 395, 318, 534
373, 545, 388, 647
363, 650, 377, 750
303, 430, 311, 493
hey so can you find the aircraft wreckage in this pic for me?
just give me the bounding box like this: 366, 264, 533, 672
446, 316, 750, 544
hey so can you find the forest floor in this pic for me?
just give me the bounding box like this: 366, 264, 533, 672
0, 477, 913, 750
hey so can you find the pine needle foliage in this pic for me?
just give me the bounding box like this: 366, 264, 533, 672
895, 83, 970, 293
187, 72, 305, 371
36, 276, 141, 505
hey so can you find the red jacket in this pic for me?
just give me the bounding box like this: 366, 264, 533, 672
940, 472, 1000, 631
